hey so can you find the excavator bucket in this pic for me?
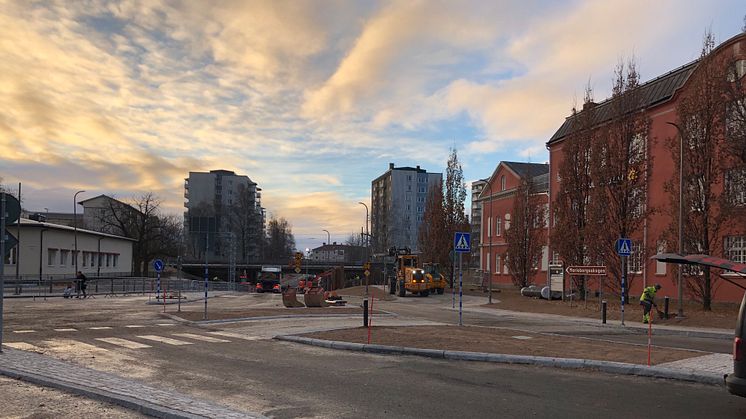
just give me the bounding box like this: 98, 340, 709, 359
282, 287, 305, 308
304, 286, 329, 307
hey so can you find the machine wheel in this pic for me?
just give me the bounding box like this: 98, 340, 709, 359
421, 289, 429, 297
398, 281, 406, 297
437, 288, 444, 295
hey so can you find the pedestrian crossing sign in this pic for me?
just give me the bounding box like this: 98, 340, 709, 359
454, 232, 471, 253
616, 238, 632, 256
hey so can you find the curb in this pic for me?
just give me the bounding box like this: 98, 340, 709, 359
275, 335, 724, 387
160, 312, 396, 325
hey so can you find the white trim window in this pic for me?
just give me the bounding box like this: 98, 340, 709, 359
48, 249, 57, 266
725, 167, 746, 207
628, 243, 643, 274
495, 217, 502, 236
495, 254, 501, 274
726, 236, 746, 264
504, 213, 511, 231
486, 252, 491, 272
655, 241, 667, 275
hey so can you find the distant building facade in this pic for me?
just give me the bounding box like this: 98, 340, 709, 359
184, 170, 264, 262
78, 195, 141, 236
371, 163, 442, 253
309, 243, 366, 264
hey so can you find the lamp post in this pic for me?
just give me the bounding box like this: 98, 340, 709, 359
666, 121, 685, 319
487, 180, 493, 304
358, 202, 369, 259
322, 229, 331, 263
73, 190, 85, 277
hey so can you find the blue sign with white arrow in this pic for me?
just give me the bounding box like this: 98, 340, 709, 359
153, 259, 164, 272
616, 238, 632, 257
454, 232, 471, 253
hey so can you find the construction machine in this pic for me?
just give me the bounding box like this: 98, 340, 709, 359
389, 247, 430, 297
423, 262, 447, 295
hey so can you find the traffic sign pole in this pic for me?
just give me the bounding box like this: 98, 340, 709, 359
453, 232, 470, 326
459, 251, 463, 326
1, 193, 5, 352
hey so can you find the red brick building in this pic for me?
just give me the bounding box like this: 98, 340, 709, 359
547, 32, 746, 303
477, 162, 549, 288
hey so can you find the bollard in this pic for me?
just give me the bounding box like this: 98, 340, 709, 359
363, 299, 369, 327
602, 300, 607, 324
664, 296, 670, 319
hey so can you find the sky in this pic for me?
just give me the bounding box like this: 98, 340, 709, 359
0, 0, 744, 252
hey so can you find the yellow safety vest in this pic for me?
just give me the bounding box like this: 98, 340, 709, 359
640, 286, 656, 303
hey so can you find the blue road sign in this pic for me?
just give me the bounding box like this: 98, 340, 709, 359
153, 259, 164, 272
454, 232, 471, 253
616, 238, 632, 256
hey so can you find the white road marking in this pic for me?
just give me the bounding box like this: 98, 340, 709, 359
54, 328, 78, 332
172, 333, 231, 343
207, 331, 264, 341
156, 323, 176, 327
3, 342, 44, 352
12, 330, 36, 334
137, 335, 193, 346
95, 337, 152, 349
88, 327, 113, 330
124, 325, 146, 328
511, 336, 533, 340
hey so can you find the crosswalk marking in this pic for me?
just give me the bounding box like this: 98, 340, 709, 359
54, 328, 78, 332
4, 342, 44, 352
88, 326, 113, 330
12, 330, 36, 334
124, 325, 146, 328
207, 331, 264, 341
96, 337, 152, 349
172, 333, 231, 343
137, 335, 193, 346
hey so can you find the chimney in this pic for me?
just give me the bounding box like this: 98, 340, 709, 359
582, 101, 597, 111
416, 165, 420, 171
389, 163, 394, 170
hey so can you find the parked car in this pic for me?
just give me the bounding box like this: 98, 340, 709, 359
256, 279, 281, 294
726, 291, 746, 397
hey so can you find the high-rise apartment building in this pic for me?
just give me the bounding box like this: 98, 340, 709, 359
184, 170, 265, 262
371, 163, 442, 253
470, 179, 487, 268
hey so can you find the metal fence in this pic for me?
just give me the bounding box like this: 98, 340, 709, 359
2, 275, 239, 298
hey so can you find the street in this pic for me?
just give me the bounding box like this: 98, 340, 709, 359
1, 291, 744, 418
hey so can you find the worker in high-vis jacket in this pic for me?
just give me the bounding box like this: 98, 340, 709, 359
640, 283, 662, 324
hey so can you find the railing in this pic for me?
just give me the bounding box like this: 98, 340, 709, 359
2, 275, 239, 298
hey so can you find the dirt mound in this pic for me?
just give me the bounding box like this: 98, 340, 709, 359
334, 286, 395, 301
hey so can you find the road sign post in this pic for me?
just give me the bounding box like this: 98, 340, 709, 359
454, 232, 471, 327
154, 259, 164, 312
616, 238, 631, 326
0, 192, 20, 353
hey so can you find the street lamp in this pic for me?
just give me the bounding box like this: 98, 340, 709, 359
322, 229, 331, 263
358, 202, 369, 261
487, 180, 493, 304
666, 121, 685, 319
73, 190, 85, 276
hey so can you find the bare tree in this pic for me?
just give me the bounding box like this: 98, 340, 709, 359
551, 85, 597, 293
418, 180, 449, 269
588, 58, 653, 298
264, 216, 295, 263
665, 30, 729, 310
344, 232, 366, 247
505, 175, 546, 287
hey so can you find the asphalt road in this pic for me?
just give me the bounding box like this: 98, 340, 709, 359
1, 293, 743, 418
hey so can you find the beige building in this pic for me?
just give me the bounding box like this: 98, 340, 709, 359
3, 219, 135, 279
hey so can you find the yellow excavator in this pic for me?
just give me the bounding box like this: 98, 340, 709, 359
389, 247, 430, 297
423, 262, 447, 295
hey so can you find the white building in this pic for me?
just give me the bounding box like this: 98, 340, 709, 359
3, 219, 135, 279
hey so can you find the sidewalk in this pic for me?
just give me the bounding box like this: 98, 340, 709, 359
0, 346, 265, 419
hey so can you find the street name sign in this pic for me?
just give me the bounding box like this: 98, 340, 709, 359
565, 265, 607, 276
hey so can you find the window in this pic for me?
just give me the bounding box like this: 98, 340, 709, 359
727, 59, 746, 82
725, 167, 746, 206
495, 255, 501, 273
417, 206, 423, 213
60, 250, 69, 266
726, 236, 746, 264
656, 241, 667, 275
628, 243, 642, 274
504, 214, 511, 231
106, 254, 111, 267
629, 187, 645, 218
501, 176, 506, 191
113, 254, 118, 268
541, 246, 549, 271
629, 133, 647, 165
503, 255, 509, 274
4, 247, 16, 265
407, 175, 412, 181
726, 99, 745, 141
99, 253, 104, 267
487, 217, 492, 238
48, 249, 57, 266
82, 251, 88, 267
486, 252, 490, 272
495, 217, 502, 236
551, 251, 561, 265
